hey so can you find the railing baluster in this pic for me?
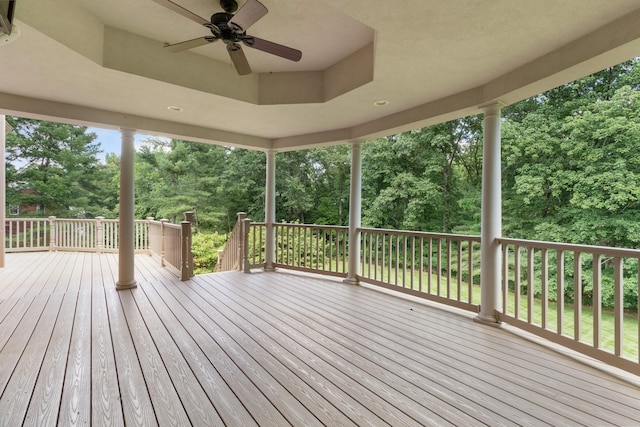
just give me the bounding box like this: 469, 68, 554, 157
514, 245, 521, 319
374, 233, 379, 281
574, 251, 582, 342
319, 229, 324, 271
527, 247, 534, 324
388, 234, 392, 285
394, 234, 399, 286
368, 232, 373, 279
502, 244, 509, 314
8, 220, 13, 249
381, 232, 386, 282
419, 236, 424, 293
342, 229, 347, 274
613, 256, 623, 357
593, 254, 601, 348
446, 238, 452, 299
541, 248, 549, 329
427, 237, 433, 294
557, 250, 565, 335
436, 238, 442, 296
22, 220, 27, 249
410, 236, 415, 291
361, 230, 366, 276
402, 235, 407, 288
468, 240, 474, 304
456, 239, 462, 301
303, 226, 307, 267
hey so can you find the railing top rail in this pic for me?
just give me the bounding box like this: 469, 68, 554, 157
497, 237, 640, 258
273, 222, 348, 231
6, 218, 148, 223
359, 227, 481, 241
163, 222, 182, 230
52, 218, 96, 223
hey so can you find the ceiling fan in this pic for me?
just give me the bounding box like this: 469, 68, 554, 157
153, 0, 302, 75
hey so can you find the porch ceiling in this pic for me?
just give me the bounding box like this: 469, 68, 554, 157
1, 0, 640, 150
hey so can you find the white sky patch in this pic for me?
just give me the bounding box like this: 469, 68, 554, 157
88, 127, 171, 162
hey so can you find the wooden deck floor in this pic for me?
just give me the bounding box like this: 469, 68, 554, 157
0, 252, 639, 426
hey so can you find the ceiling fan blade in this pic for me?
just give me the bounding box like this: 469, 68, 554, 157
242, 36, 302, 62
164, 36, 216, 52
152, 0, 210, 26
227, 44, 252, 75
228, 0, 268, 32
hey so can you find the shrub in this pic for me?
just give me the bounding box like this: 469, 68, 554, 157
191, 231, 228, 274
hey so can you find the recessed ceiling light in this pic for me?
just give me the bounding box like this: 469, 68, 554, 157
373, 100, 389, 107
167, 105, 183, 112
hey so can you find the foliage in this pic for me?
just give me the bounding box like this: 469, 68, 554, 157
362, 116, 482, 232
502, 59, 640, 248
191, 231, 228, 274
5, 117, 113, 217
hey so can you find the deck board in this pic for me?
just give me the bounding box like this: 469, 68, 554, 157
102, 254, 159, 427
90, 254, 124, 427
0, 251, 639, 426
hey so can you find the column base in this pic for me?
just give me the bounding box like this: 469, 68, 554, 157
343, 277, 359, 285
116, 280, 138, 290
473, 311, 502, 327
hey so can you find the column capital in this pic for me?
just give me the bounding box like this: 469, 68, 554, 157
479, 101, 507, 116
119, 127, 137, 135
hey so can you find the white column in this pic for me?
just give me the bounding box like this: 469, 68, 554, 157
116, 128, 137, 290
476, 103, 503, 324
0, 116, 5, 268
344, 141, 362, 285
264, 150, 276, 271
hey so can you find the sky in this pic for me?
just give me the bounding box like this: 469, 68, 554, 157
88, 127, 168, 162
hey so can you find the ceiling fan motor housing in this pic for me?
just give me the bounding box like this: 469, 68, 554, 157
220, 0, 238, 13
210, 12, 243, 42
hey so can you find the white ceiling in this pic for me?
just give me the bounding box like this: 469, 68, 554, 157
2, 0, 640, 151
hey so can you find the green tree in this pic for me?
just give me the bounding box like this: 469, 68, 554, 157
219, 148, 266, 229
135, 138, 230, 230
502, 59, 640, 247
5, 117, 106, 217
361, 117, 482, 232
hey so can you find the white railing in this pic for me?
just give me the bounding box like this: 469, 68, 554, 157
4, 217, 149, 253
146, 215, 194, 281
4, 218, 51, 252
215, 213, 247, 272
246, 221, 266, 270
273, 223, 349, 277
498, 237, 640, 375
5, 215, 193, 281
359, 228, 481, 312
